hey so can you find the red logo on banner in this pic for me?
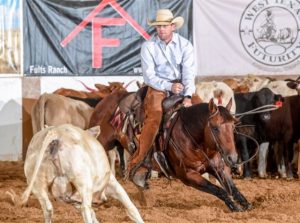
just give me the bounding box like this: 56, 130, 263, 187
61, 0, 151, 68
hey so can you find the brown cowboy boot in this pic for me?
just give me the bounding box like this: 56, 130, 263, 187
126, 114, 161, 181
126, 88, 165, 186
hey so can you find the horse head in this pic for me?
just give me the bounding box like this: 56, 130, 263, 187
205, 98, 238, 167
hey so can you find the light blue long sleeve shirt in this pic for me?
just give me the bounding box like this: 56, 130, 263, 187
141, 33, 196, 96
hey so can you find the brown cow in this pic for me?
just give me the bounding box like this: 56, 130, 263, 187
54, 82, 125, 99
31, 93, 94, 134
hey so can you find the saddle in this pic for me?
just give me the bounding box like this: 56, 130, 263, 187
117, 86, 183, 122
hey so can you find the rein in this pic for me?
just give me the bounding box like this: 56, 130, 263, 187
234, 126, 260, 166
234, 104, 278, 119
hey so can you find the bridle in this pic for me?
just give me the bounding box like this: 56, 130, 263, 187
182, 107, 259, 169
207, 108, 236, 168
181, 107, 237, 168
176, 107, 238, 194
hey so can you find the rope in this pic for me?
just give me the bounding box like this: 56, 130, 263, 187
234, 128, 260, 167
234, 104, 278, 119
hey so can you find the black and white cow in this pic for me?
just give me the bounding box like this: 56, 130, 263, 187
234, 88, 281, 178
261, 77, 300, 178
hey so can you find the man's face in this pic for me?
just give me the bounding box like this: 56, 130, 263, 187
156, 24, 176, 43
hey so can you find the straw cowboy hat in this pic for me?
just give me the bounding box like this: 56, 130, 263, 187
147, 9, 184, 29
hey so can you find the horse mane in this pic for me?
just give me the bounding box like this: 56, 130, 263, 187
179, 103, 210, 129
178, 103, 209, 143
217, 106, 236, 122
178, 103, 235, 142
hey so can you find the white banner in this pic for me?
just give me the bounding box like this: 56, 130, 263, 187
0, 0, 21, 74
193, 0, 300, 76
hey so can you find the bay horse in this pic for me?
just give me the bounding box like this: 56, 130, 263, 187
89, 89, 252, 212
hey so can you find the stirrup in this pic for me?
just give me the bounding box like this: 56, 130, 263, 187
124, 165, 150, 189
153, 151, 172, 179
124, 161, 143, 181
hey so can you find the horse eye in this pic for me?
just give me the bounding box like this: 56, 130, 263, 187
211, 126, 219, 133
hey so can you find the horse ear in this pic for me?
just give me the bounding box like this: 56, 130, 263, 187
208, 98, 217, 114
225, 98, 233, 111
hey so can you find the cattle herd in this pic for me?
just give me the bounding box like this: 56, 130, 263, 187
6, 75, 300, 222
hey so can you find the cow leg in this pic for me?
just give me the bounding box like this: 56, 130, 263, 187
274, 142, 287, 178
79, 189, 93, 223
105, 174, 144, 223
33, 187, 53, 223
182, 170, 242, 211
238, 136, 251, 178
74, 177, 95, 223
108, 148, 117, 176
277, 158, 287, 178
258, 142, 269, 178
284, 141, 294, 179
91, 209, 99, 223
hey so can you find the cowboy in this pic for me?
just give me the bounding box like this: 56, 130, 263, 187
127, 9, 196, 180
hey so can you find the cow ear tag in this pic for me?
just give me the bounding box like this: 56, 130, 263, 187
275, 100, 283, 108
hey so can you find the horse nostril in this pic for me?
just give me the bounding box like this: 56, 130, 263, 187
227, 155, 237, 164
227, 156, 233, 164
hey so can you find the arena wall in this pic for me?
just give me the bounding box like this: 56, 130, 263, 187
0, 75, 143, 161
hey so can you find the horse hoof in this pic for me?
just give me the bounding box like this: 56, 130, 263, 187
231, 206, 243, 212
246, 203, 253, 210
228, 202, 243, 212
131, 170, 149, 189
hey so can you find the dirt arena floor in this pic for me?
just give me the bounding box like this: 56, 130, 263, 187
1, 161, 300, 223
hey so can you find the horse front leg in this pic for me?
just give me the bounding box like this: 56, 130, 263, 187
222, 166, 252, 210
182, 169, 242, 212
230, 183, 252, 210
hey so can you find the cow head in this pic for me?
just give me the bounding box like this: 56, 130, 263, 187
285, 76, 300, 95
253, 88, 278, 122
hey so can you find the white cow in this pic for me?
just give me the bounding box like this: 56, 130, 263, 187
196, 81, 236, 114
9, 124, 143, 223
266, 80, 298, 97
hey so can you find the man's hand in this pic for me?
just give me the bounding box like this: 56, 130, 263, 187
182, 97, 192, 107
171, 83, 183, 94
